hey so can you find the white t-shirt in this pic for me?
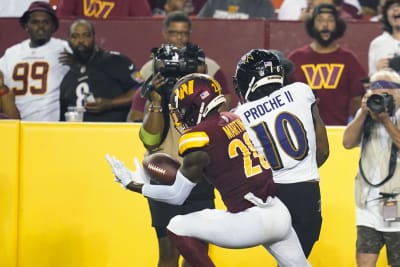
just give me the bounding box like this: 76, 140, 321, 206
234, 82, 320, 184
368, 31, 400, 75
278, 0, 362, 21
277, 0, 307, 20
0, 38, 70, 121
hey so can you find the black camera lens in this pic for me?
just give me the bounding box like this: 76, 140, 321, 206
366, 93, 395, 114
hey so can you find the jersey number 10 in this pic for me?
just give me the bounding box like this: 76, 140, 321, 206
251, 112, 309, 171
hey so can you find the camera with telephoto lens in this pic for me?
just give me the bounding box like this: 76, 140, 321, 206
366, 93, 395, 114
141, 44, 201, 99
153, 43, 199, 84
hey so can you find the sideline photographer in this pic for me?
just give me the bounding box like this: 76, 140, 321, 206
343, 68, 400, 267
139, 43, 207, 151
127, 11, 231, 123
137, 43, 215, 267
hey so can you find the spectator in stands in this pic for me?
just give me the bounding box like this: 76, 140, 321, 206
57, 0, 152, 19
0, 71, 20, 119
149, 0, 206, 15
0, 1, 69, 121
151, 0, 197, 16
152, 0, 189, 16
127, 11, 231, 122
0, 0, 49, 17
197, 0, 276, 19
368, 0, 400, 76
60, 19, 142, 122
288, 3, 366, 125
278, 0, 362, 21
360, 0, 379, 20
368, 0, 385, 21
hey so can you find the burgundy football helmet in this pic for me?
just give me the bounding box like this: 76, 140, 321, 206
169, 73, 226, 132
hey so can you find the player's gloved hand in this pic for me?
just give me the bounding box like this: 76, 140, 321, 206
131, 157, 150, 184
105, 154, 149, 188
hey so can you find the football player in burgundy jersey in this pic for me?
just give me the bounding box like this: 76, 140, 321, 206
106, 73, 310, 267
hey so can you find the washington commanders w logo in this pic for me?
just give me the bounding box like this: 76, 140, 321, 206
301, 64, 344, 90
83, 0, 115, 19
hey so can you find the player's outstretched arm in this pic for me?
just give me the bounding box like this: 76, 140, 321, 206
312, 103, 329, 167
141, 150, 209, 205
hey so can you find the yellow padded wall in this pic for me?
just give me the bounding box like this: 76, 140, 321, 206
16, 123, 389, 267
0, 120, 19, 267
18, 122, 156, 267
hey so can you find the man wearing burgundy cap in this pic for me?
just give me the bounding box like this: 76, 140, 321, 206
0, 1, 70, 121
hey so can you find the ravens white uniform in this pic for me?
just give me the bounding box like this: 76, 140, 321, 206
235, 82, 320, 184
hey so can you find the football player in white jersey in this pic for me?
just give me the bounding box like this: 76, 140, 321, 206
233, 49, 330, 258
0, 1, 70, 121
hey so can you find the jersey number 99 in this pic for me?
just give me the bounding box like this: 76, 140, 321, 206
12, 62, 49, 95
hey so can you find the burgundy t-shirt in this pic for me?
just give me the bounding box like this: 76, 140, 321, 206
57, 0, 152, 18
288, 45, 366, 125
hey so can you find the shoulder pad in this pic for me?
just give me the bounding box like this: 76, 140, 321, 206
178, 131, 209, 155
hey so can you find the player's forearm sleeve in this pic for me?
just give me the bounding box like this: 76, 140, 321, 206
139, 126, 162, 146
142, 170, 196, 205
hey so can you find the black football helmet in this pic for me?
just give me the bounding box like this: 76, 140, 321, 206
169, 73, 226, 133
234, 49, 283, 102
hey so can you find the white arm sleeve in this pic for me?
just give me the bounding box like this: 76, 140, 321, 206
142, 170, 196, 205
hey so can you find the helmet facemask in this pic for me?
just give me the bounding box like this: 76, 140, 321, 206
234, 49, 284, 103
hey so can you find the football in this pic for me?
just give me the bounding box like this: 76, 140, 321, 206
142, 153, 181, 185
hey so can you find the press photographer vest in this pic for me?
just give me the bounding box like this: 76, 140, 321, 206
355, 116, 400, 218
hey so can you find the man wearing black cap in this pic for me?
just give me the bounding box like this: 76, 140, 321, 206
0, 1, 70, 121
287, 3, 366, 126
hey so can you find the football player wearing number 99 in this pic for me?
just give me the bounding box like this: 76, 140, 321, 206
233, 49, 330, 258
0, 1, 70, 121
107, 73, 310, 267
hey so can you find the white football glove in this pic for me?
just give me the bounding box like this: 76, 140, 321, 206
105, 154, 149, 188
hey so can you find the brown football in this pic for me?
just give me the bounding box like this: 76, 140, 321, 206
142, 153, 181, 185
